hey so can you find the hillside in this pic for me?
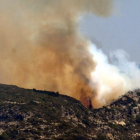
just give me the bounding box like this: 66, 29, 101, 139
0, 84, 140, 139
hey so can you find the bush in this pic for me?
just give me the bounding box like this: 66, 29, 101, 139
108, 123, 127, 132
0, 132, 9, 140
97, 134, 107, 140
136, 113, 140, 123
137, 92, 140, 96
82, 119, 90, 126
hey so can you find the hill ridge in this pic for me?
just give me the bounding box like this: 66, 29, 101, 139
0, 84, 140, 139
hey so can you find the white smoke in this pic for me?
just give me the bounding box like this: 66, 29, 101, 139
89, 43, 140, 107
110, 49, 140, 89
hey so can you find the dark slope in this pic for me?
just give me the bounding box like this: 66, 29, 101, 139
0, 84, 95, 140
0, 84, 140, 139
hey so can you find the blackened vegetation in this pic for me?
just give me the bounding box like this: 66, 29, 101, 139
89, 97, 93, 109
33, 88, 59, 97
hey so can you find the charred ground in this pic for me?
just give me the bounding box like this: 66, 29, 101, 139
0, 84, 140, 139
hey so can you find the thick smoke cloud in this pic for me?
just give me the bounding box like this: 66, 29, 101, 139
3, 0, 136, 108
90, 44, 140, 108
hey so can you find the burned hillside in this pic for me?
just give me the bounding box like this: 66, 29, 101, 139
0, 84, 140, 139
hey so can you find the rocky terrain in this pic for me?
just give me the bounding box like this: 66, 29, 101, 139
0, 84, 140, 139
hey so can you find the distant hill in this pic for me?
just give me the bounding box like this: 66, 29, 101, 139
0, 84, 140, 139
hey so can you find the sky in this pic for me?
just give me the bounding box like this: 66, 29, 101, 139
79, 0, 140, 63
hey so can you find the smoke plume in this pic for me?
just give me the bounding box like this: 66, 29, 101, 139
1, 0, 139, 108
90, 44, 140, 108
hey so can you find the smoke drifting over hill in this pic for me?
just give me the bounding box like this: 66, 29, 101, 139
0, 0, 140, 108
90, 44, 140, 108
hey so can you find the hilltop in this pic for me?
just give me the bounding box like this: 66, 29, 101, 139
0, 84, 140, 139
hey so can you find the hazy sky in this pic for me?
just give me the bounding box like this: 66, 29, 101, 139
80, 0, 140, 63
